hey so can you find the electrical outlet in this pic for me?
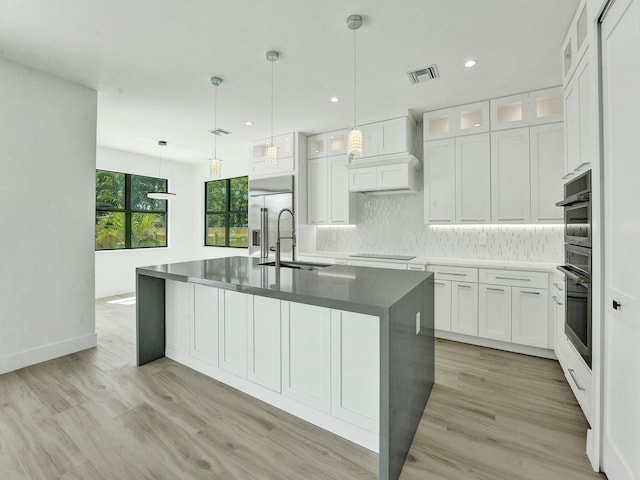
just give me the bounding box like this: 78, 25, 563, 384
416, 312, 421, 334
479, 233, 487, 246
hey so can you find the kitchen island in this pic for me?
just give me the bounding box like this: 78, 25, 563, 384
136, 256, 434, 480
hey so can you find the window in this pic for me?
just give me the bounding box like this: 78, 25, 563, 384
205, 176, 248, 247
95, 169, 168, 250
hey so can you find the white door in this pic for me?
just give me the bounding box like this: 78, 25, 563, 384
433, 280, 452, 331
601, 1, 640, 478
455, 133, 491, 223
511, 287, 549, 349
451, 281, 478, 336
424, 139, 456, 224
218, 290, 249, 378
478, 284, 512, 342
530, 123, 565, 222
247, 295, 281, 392
379, 117, 406, 155
490, 127, 531, 223
307, 158, 327, 224
328, 155, 349, 223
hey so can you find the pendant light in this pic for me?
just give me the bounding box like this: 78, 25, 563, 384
147, 140, 177, 200
209, 76, 223, 178
347, 14, 363, 159
266, 50, 279, 168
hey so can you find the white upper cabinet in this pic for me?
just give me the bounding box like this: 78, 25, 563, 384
564, 54, 593, 177
347, 157, 421, 193
490, 93, 529, 130
328, 156, 355, 223
529, 87, 564, 125
455, 133, 491, 223
562, 0, 589, 84
490, 127, 531, 223
356, 116, 417, 159
491, 89, 563, 131
307, 130, 348, 159
530, 123, 564, 223
424, 138, 456, 223
307, 157, 328, 224
250, 133, 296, 177
423, 102, 489, 140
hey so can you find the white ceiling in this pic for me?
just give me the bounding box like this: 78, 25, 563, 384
0, 0, 578, 165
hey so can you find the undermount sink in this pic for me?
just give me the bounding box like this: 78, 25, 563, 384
259, 260, 332, 270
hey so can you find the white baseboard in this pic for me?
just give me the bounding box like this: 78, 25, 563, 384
435, 330, 557, 359
0, 333, 98, 375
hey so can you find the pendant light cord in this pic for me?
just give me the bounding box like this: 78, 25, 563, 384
271, 58, 275, 145
353, 25, 357, 129
214, 84, 218, 158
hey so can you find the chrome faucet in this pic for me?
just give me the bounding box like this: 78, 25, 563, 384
275, 208, 296, 268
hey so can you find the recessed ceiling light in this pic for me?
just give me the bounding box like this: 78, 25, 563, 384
330, 97, 340, 103
465, 59, 477, 68
245, 121, 253, 126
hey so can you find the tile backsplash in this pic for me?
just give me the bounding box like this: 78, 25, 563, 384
315, 192, 563, 263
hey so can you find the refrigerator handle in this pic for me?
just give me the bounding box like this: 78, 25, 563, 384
260, 208, 269, 259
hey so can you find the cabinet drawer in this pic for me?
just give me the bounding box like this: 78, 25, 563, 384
564, 343, 592, 423
348, 259, 407, 270
407, 264, 427, 271
427, 265, 478, 282
479, 269, 547, 289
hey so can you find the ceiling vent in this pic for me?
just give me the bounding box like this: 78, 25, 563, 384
407, 65, 440, 84
209, 128, 231, 136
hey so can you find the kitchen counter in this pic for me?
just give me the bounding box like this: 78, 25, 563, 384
136, 256, 430, 316
299, 250, 558, 272
136, 256, 434, 480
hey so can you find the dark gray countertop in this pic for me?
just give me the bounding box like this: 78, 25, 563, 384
137, 256, 431, 316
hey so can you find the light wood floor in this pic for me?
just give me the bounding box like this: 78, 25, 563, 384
0, 294, 605, 480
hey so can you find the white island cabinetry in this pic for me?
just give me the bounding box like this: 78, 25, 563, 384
164, 283, 381, 449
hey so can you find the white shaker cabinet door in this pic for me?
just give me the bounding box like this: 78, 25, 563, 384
165, 280, 191, 355
281, 301, 331, 413
424, 139, 456, 224
307, 158, 328, 224
218, 290, 249, 378
451, 281, 479, 336
512, 287, 549, 348
330, 310, 380, 433
490, 127, 531, 223
478, 284, 512, 342
328, 155, 351, 224
191, 284, 219, 366
433, 279, 452, 331
455, 134, 491, 223
530, 123, 564, 223
248, 295, 281, 392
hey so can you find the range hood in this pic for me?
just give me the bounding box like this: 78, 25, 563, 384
345, 154, 422, 193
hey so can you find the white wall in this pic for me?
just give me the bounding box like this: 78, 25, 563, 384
95, 147, 249, 298
0, 57, 97, 374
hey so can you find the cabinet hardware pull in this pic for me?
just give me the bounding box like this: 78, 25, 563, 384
521, 291, 540, 295
553, 282, 564, 290
568, 369, 585, 391
552, 295, 564, 305
486, 287, 504, 292
434, 281, 446, 286
496, 276, 531, 281
458, 284, 472, 289
440, 272, 466, 276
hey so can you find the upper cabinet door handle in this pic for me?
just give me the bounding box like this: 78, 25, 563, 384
613, 300, 622, 310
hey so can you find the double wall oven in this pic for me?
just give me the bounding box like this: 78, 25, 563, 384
556, 170, 592, 368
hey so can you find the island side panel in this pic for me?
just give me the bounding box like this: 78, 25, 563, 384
380, 276, 434, 480
136, 273, 166, 366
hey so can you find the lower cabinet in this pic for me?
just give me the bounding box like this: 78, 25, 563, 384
164, 286, 381, 445
191, 284, 219, 366
429, 265, 552, 352
451, 282, 479, 336
219, 289, 249, 378
281, 301, 332, 413
478, 284, 512, 342
165, 280, 191, 354
248, 295, 282, 392
330, 310, 380, 433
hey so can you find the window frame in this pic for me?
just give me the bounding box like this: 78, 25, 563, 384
204, 176, 249, 248
95, 169, 169, 251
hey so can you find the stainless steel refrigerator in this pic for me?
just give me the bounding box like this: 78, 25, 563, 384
248, 175, 294, 259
